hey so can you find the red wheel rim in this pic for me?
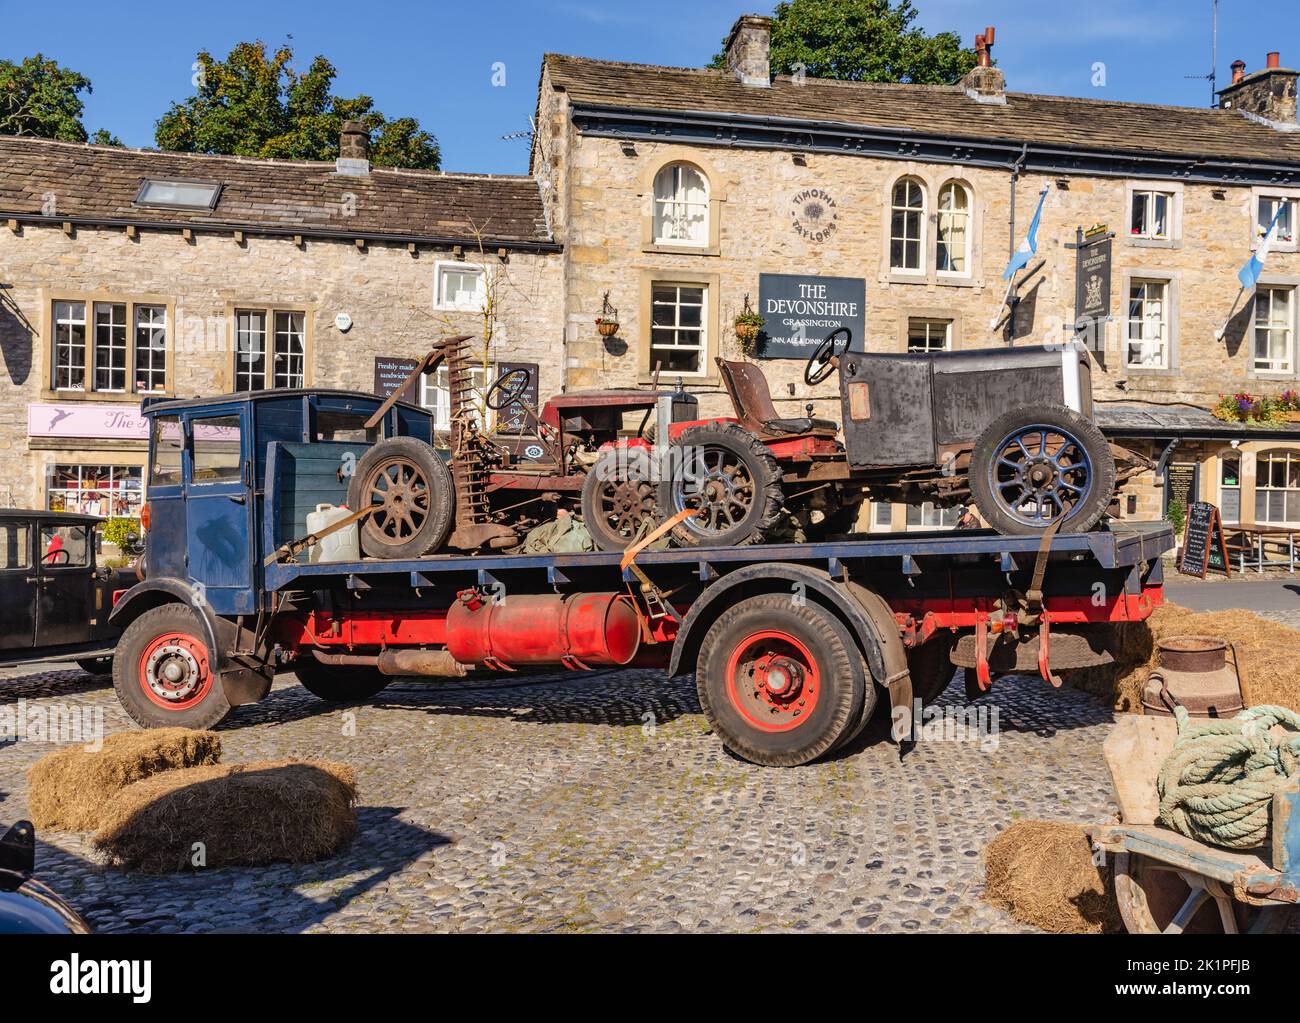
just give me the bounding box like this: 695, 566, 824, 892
137, 631, 212, 711
724, 629, 821, 733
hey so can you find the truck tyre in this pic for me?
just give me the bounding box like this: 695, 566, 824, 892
348, 436, 455, 560
113, 603, 231, 730
907, 635, 959, 707
661, 422, 784, 548
695, 594, 864, 767
292, 657, 390, 702
581, 447, 659, 552
969, 403, 1115, 536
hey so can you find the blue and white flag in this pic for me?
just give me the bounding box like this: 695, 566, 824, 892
1002, 188, 1048, 280
1239, 204, 1287, 289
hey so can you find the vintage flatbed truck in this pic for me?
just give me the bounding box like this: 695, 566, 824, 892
107, 388, 1174, 766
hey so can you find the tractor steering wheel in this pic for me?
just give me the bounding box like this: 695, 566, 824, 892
805, 327, 851, 386
485, 367, 531, 411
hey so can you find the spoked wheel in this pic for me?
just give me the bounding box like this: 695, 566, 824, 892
113, 603, 231, 729
581, 449, 659, 552
662, 422, 784, 548
696, 594, 865, 766
348, 436, 455, 559
1112, 852, 1292, 934
969, 404, 1115, 535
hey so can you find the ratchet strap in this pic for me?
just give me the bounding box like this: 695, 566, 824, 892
620, 508, 695, 621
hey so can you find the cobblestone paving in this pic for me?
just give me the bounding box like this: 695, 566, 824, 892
0, 663, 1133, 934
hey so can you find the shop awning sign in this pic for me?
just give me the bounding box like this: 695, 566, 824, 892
28, 403, 148, 440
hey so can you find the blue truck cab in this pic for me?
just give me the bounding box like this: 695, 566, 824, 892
109, 389, 432, 723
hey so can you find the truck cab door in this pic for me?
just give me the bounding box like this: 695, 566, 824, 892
34, 520, 95, 647
0, 520, 36, 652
184, 410, 255, 615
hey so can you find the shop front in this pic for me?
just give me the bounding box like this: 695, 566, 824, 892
26, 402, 149, 524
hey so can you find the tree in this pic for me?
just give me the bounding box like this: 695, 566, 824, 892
710, 0, 978, 85
0, 54, 118, 143
155, 41, 440, 170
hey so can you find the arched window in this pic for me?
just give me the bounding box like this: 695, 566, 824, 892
937, 181, 972, 275
1255, 449, 1300, 525
653, 163, 709, 246
890, 178, 926, 272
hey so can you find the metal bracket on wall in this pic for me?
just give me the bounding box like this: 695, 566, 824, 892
1154, 437, 1180, 486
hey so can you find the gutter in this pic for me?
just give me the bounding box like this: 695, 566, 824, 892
0, 211, 563, 255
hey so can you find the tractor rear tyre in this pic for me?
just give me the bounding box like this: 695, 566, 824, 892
293, 656, 390, 702
969, 404, 1115, 536
696, 594, 865, 767
661, 422, 784, 548
348, 436, 455, 560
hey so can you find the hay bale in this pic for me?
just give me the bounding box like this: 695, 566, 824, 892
1063, 604, 1300, 713
983, 820, 1121, 934
27, 728, 222, 832
91, 759, 357, 873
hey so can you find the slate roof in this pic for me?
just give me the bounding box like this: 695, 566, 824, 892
544, 55, 1300, 167
0, 136, 555, 248
1096, 402, 1300, 439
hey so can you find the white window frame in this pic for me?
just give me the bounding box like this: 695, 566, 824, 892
1255, 450, 1300, 526
272, 311, 306, 389
419, 363, 493, 434
92, 301, 127, 394
906, 502, 961, 530
907, 318, 953, 353
234, 310, 267, 392
434, 261, 487, 312
53, 300, 87, 392
652, 162, 710, 248
935, 181, 972, 276
1219, 454, 1242, 526
1126, 279, 1170, 370
889, 178, 927, 274
134, 305, 168, 394
1257, 195, 1298, 249
233, 307, 307, 391
648, 283, 708, 378
1130, 189, 1172, 240
46, 464, 144, 519
1253, 285, 1295, 375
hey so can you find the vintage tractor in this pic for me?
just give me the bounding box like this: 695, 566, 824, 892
346, 334, 697, 558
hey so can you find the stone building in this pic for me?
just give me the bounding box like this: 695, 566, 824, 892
0, 124, 562, 520
531, 16, 1300, 531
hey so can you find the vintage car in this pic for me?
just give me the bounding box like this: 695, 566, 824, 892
0, 820, 89, 934
0, 509, 134, 674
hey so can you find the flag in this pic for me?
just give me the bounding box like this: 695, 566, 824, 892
1239, 204, 1287, 289
1002, 188, 1048, 280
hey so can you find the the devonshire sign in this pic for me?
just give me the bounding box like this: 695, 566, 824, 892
756, 273, 866, 359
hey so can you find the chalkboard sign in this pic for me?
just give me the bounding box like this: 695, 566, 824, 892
1178, 501, 1231, 579
494, 360, 540, 435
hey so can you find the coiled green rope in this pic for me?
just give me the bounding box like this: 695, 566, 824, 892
1157, 705, 1300, 850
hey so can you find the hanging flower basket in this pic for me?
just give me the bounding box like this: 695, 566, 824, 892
595, 317, 620, 338
733, 311, 765, 356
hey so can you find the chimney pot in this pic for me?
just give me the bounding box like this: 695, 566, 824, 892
964, 25, 1005, 101
1232, 59, 1247, 84
1221, 56, 1297, 128
725, 14, 773, 88
336, 120, 371, 176
1267, 51, 1281, 69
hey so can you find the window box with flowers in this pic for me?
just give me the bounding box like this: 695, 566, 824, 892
1211, 391, 1300, 425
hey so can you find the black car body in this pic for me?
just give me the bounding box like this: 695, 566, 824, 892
0, 509, 132, 669
0, 821, 89, 934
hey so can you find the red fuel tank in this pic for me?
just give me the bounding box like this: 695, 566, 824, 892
446, 592, 642, 669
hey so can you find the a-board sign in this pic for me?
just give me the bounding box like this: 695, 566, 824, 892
373, 357, 420, 405
1178, 501, 1231, 579
494, 360, 540, 436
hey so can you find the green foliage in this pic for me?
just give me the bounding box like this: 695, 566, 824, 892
101, 516, 137, 550
0, 54, 118, 143
734, 309, 766, 328
1212, 391, 1285, 424
710, 0, 978, 84
1166, 497, 1186, 537
155, 41, 440, 170
89, 128, 123, 146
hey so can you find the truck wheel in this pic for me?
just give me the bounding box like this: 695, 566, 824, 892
661, 423, 784, 548
907, 635, 958, 707
969, 404, 1115, 536
348, 436, 455, 560
581, 448, 659, 552
696, 594, 864, 767
113, 604, 231, 730
292, 656, 390, 702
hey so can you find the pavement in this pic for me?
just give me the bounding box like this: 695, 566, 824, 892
1163, 575, 1300, 619
0, 578, 1295, 935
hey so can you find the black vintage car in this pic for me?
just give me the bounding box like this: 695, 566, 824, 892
0, 510, 134, 673
0, 821, 89, 934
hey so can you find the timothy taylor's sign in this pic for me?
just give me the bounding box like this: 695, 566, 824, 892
757, 274, 865, 359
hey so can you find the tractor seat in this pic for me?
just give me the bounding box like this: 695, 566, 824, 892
716, 358, 839, 435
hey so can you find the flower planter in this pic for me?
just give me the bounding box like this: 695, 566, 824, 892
735, 323, 760, 345
595, 319, 620, 338
1282, 410, 1300, 423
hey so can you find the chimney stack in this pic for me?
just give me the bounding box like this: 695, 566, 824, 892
337, 120, 371, 176
1219, 54, 1298, 131
724, 14, 772, 88
962, 25, 1006, 105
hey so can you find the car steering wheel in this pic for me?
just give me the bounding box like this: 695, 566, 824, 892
805, 327, 852, 386
42, 548, 69, 566
484, 367, 531, 411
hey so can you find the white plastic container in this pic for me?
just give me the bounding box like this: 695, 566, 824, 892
307, 503, 360, 564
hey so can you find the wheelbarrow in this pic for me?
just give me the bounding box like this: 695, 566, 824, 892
1088, 715, 1299, 934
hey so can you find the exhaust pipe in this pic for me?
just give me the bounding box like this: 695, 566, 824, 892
308, 648, 470, 678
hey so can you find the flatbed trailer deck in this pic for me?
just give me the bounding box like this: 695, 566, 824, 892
108, 390, 1175, 766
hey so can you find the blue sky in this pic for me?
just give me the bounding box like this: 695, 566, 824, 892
0, 0, 1288, 174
